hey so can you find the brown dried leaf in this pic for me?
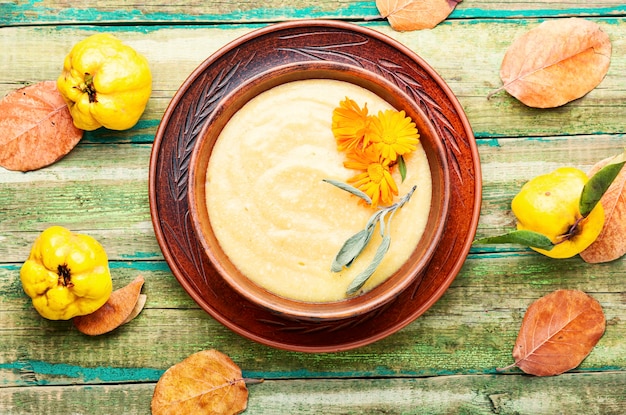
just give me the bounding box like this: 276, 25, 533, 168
498, 18, 611, 108
121, 294, 148, 326
376, 0, 462, 31
123, 294, 147, 324
505, 290, 605, 376
152, 350, 248, 415
0, 81, 83, 171
581, 154, 626, 263
73, 275, 145, 336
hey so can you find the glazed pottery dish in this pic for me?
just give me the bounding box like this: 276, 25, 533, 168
149, 20, 481, 352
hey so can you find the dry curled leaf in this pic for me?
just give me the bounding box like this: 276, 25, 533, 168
581, 154, 626, 263
152, 350, 249, 415
502, 290, 605, 376
0, 81, 83, 171
123, 294, 147, 324
376, 0, 462, 31
497, 18, 611, 108
73, 275, 145, 335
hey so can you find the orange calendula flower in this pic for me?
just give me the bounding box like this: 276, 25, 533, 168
345, 145, 398, 207
369, 109, 420, 161
331, 97, 373, 152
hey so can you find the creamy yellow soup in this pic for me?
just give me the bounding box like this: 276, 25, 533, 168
205, 79, 432, 302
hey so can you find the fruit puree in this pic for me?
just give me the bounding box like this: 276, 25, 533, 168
205, 79, 432, 302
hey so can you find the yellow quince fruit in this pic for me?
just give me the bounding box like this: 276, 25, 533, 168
511, 167, 605, 258
57, 33, 152, 131
20, 226, 113, 320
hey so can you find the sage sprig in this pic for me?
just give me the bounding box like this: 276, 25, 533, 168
323, 179, 372, 205
325, 180, 417, 296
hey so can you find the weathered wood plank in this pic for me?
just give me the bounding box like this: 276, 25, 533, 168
1, 372, 625, 414
2, 19, 625, 141
1, 134, 623, 263
1, 6, 624, 414
0, 0, 380, 25
0, 143, 157, 262
2, 0, 626, 26
1, 252, 623, 386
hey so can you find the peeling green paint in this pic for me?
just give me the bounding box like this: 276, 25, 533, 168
0, 358, 620, 386
1, 2, 380, 27
109, 260, 172, 270
0, 360, 164, 384
4, 1, 626, 27
452, 6, 626, 20
477, 138, 501, 147
0, 359, 490, 385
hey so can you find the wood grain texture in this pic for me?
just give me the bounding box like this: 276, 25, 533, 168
2, 0, 626, 26
1, 253, 624, 382
1, 373, 625, 414
0, 1, 625, 414
1, 136, 623, 262
2, 19, 625, 140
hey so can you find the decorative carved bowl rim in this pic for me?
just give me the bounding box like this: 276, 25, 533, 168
149, 20, 481, 352
188, 62, 450, 321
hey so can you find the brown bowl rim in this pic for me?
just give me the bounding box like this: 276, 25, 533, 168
188, 62, 450, 320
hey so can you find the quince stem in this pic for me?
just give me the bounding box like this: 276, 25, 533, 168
82, 73, 98, 103
57, 264, 73, 287
558, 216, 584, 244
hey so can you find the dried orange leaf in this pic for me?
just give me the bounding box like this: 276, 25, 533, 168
123, 293, 147, 324
0, 81, 83, 171
152, 350, 248, 415
581, 153, 626, 263
498, 18, 611, 108
504, 290, 605, 376
376, 0, 462, 31
73, 275, 145, 336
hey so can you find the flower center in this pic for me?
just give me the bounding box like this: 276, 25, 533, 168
381, 132, 396, 145
367, 163, 386, 184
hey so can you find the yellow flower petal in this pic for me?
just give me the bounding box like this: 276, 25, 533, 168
370, 110, 420, 161
346, 150, 398, 208
343, 144, 383, 171
332, 97, 372, 152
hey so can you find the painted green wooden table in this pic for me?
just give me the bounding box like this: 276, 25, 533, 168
1, 1, 625, 413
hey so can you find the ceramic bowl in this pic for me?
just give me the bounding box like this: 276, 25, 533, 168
150, 20, 481, 351
187, 62, 450, 321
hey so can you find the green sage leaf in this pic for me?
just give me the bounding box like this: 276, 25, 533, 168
579, 158, 625, 217
473, 230, 554, 250
398, 155, 407, 183
396, 185, 417, 208
346, 235, 391, 295
323, 179, 372, 205
326, 183, 416, 296
365, 209, 385, 230
331, 228, 373, 272
377, 210, 390, 237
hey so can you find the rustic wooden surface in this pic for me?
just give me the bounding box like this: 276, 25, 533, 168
1, 1, 625, 414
